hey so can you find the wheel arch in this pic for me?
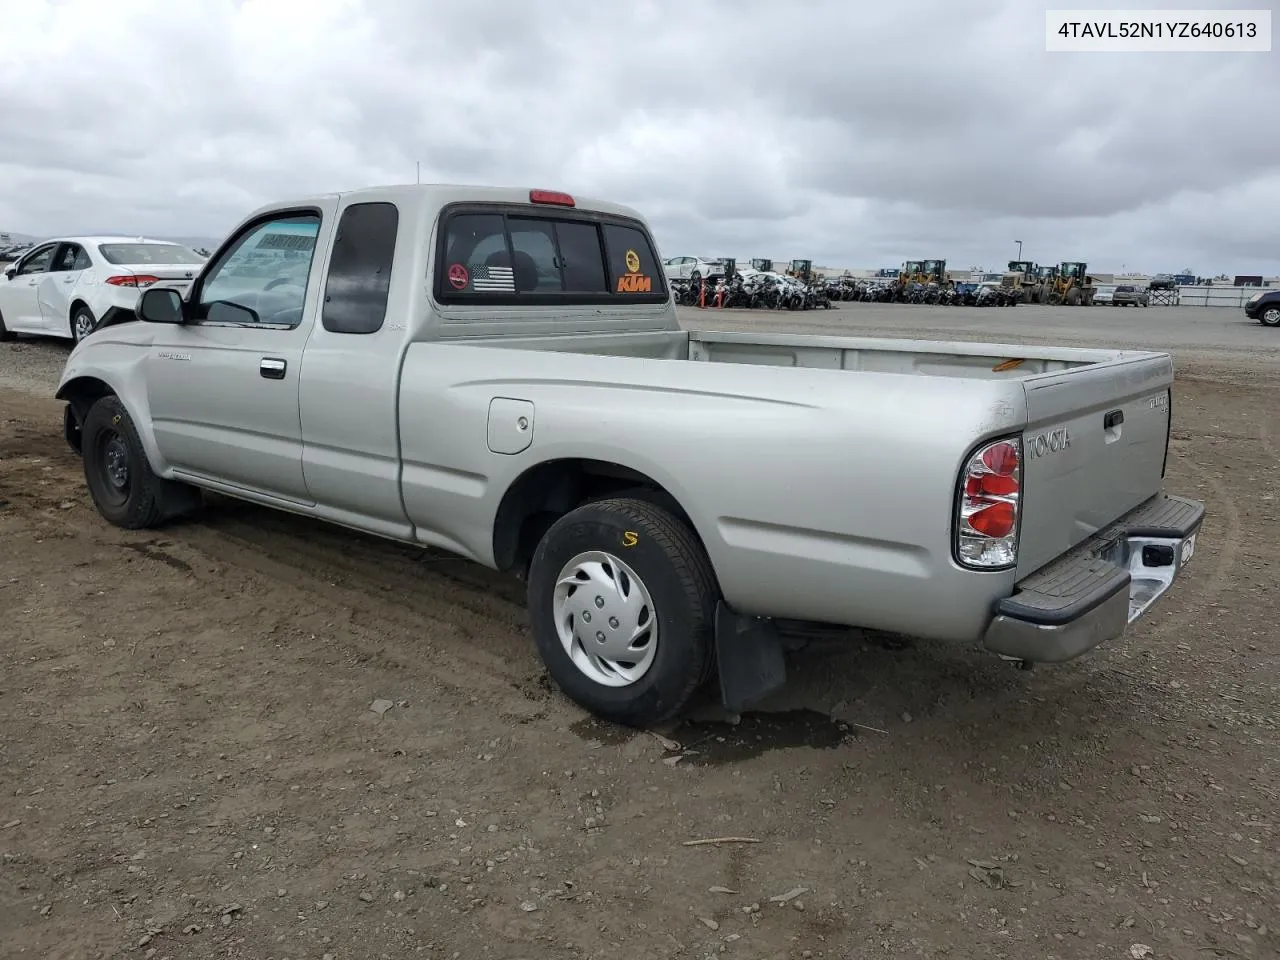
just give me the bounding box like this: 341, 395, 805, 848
55, 376, 162, 475
56, 375, 117, 453
491, 457, 712, 577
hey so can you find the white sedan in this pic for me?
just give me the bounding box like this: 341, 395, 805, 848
0, 235, 207, 344
662, 255, 727, 282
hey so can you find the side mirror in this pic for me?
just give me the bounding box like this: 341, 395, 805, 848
3, 266, 15, 280
138, 286, 185, 324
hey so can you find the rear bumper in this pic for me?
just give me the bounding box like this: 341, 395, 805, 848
982, 493, 1205, 664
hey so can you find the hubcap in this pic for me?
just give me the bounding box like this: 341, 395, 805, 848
104, 435, 129, 490
1264, 308, 1280, 325
553, 550, 658, 687
75, 312, 93, 340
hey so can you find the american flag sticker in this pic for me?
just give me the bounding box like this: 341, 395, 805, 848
468, 263, 516, 292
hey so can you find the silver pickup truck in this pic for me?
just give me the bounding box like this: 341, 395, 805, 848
55, 184, 1205, 727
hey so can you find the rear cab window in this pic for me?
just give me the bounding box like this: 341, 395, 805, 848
433, 200, 667, 306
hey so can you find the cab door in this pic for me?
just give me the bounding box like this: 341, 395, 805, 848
144, 203, 337, 501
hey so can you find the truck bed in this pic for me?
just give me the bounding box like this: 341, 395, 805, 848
488, 326, 1174, 581
684, 329, 1160, 380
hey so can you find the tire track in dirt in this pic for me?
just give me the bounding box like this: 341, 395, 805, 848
0, 406, 557, 718
1260, 410, 1278, 465
0, 391, 564, 722
1138, 449, 1242, 651
155, 502, 566, 717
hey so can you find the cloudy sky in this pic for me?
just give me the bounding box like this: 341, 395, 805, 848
1, 0, 1276, 274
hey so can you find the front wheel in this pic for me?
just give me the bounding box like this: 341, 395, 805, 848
81, 395, 201, 529
1261, 305, 1280, 327
526, 497, 719, 727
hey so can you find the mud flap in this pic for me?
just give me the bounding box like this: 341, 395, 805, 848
715, 601, 787, 713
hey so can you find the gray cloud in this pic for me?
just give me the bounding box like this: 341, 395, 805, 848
0, 0, 1276, 275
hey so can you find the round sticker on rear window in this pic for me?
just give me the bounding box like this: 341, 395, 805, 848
624, 249, 640, 273
447, 263, 469, 290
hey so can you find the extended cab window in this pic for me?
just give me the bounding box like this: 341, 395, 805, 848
198, 212, 321, 328
602, 223, 661, 296
322, 201, 399, 335
436, 206, 664, 304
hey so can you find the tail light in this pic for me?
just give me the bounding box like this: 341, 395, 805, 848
956, 437, 1021, 569
105, 275, 160, 288
529, 189, 575, 207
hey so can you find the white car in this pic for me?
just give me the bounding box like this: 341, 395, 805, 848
0, 235, 206, 344
662, 255, 727, 282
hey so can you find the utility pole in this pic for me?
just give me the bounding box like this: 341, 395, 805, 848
416, 161, 420, 184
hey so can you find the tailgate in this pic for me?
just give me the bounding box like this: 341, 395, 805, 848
1015, 353, 1173, 578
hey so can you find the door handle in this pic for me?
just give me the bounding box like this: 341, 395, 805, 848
62, 277, 76, 283
260, 357, 287, 380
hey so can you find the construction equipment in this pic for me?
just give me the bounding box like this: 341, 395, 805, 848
899, 260, 947, 286
1048, 262, 1096, 306
789, 259, 813, 282
750, 258, 774, 273
1000, 261, 1047, 303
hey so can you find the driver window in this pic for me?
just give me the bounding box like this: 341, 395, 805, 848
17, 245, 55, 276
197, 212, 321, 327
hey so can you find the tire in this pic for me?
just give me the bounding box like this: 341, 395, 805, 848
526, 496, 719, 727
0, 306, 13, 342
81, 395, 201, 529
1261, 306, 1280, 327
71, 304, 96, 344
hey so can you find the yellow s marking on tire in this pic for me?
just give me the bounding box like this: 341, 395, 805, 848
111, 415, 121, 425
621, 531, 638, 547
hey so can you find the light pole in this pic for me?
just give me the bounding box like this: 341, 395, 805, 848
1015, 240, 1023, 260
416, 161, 421, 185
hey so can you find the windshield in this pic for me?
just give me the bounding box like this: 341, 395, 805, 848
98, 243, 206, 265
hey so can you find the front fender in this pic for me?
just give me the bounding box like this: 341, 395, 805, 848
55, 341, 168, 476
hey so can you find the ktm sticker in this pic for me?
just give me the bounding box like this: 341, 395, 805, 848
447, 263, 469, 290
624, 249, 640, 273
617, 273, 652, 293
621, 531, 639, 547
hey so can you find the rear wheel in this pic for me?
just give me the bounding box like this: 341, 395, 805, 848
526, 496, 719, 727
1261, 306, 1280, 327
70, 305, 96, 344
81, 395, 201, 529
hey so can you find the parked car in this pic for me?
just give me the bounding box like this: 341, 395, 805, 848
1244, 289, 1280, 327
1092, 284, 1117, 305
0, 236, 206, 344
1111, 285, 1150, 307
662, 255, 727, 283
55, 184, 1205, 727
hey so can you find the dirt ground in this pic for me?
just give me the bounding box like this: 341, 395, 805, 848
1, 312, 1276, 960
